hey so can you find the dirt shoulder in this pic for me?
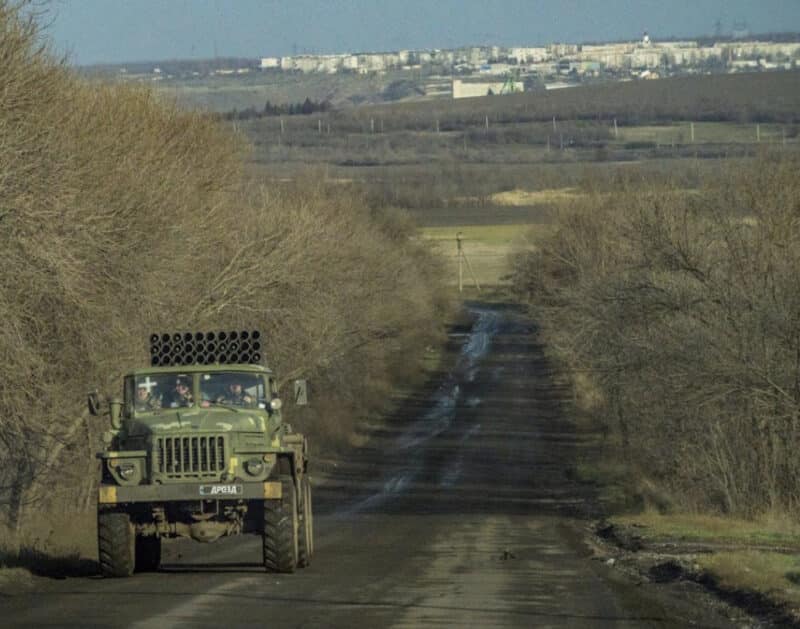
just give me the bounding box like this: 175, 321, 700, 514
588, 515, 800, 627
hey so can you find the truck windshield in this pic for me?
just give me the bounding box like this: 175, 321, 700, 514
200, 372, 265, 409
133, 373, 193, 413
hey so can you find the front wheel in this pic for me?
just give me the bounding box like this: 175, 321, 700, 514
262, 476, 298, 573
98, 512, 135, 578
298, 476, 313, 568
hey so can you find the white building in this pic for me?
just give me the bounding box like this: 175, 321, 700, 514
453, 79, 523, 98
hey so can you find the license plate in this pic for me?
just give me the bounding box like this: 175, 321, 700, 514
199, 484, 243, 496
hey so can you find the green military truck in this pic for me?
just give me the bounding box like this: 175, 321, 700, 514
90, 330, 313, 577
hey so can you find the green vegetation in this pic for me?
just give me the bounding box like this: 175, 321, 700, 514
613, 513, 800, 547
609, 513, 800, 610
699, 551, 800, 609
0, 0, 449, 550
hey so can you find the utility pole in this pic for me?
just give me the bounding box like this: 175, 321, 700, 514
456, 232, 481, 293
613, 118, 618, 138
690, 121, 695, 143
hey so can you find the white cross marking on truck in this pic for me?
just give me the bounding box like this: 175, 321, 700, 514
140, 376, 157, 392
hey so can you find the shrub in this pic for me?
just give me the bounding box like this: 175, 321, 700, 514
511, 151, 800, 516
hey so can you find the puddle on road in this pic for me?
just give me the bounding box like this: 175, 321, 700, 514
340, 308, 501, 515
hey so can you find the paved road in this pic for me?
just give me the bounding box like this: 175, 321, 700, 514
1, 304, 741, 628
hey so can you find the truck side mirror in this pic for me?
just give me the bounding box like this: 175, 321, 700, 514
88, 391, 101, 416
109, 397, 123, 429
293, 379, 309, 406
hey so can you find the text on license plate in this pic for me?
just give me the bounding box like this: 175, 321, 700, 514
199, 484, 243, 496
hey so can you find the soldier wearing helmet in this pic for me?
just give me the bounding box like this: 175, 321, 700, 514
217, 379, 253, 407
170, 377, 194, 408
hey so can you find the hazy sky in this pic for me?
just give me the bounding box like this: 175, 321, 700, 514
45, 1, 800, 65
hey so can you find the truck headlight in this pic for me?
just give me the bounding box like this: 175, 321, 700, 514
118, 463, 136, 480
245, 458, 264, 476
107, 458, 142, 485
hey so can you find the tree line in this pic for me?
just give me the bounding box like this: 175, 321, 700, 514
223, 97, 332, 120
510, 152, 800, 517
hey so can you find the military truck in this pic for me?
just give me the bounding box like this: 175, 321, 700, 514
90, 330, 313, 577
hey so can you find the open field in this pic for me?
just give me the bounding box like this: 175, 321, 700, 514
421, 223, 552, 287
618, 121, 793, 144
232, 73, 800, 245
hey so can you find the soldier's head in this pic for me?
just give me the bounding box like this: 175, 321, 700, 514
175, 378, 191, 396
228, 381, 243, 396
136, 385, 149, 401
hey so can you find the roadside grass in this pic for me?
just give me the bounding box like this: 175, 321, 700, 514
698, 551, 800, 609
0, 512, 97, 582
607, 512, 800, 611
612, 512, 800, 547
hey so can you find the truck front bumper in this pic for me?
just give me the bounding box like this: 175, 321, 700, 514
98, 481, 281, 504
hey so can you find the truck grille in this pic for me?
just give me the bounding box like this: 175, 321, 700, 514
156, 435, 227, 478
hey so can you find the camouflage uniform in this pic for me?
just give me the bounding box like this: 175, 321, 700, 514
135, 391, 161, 412
170, 381, 194, 408
217, 387, 253, 407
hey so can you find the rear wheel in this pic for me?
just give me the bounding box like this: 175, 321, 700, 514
298, 476, 314, 568
263, 476, 298, 573
98, 512, 135, 578
135, 535, 161, 572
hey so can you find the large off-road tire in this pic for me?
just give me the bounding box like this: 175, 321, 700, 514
263, 476, 298, 573
298, 476, 314, 568
98, 512, 135, 578
135, 535, 161, 572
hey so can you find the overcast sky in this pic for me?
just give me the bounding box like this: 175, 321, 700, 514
45, 0, 800, 65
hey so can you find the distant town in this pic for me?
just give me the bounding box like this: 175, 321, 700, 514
95, 32, 800, 102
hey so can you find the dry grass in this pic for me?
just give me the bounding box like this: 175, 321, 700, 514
421, 223, 552, 286
489, 188, 584, 206
698, 551, 800, 609
0, 511, 96, 581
